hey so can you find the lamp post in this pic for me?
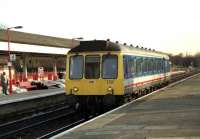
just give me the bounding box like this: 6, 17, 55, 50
6, 26, 23, 95
71, 37, 83, 48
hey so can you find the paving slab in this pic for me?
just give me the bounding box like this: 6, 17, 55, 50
0, 88, 64, 105
0, 88, 65, 118
53, 74, 200, 139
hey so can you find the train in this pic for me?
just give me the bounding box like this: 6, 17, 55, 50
65, 40, 171, 112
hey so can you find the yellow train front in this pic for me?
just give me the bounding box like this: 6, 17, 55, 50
65, 40, 170, 111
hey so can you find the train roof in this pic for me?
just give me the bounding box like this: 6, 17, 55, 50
69, 40, 119, 52
68, 40, 169, 59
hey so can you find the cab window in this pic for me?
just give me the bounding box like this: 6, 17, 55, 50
69, 55, 84, 79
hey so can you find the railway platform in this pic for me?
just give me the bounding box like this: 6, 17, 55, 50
0, 88, 65, 118
53, 73, 200, 139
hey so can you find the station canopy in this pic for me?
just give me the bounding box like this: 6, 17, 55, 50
0, 30, 79, 48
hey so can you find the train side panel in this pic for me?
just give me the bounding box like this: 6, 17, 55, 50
124, 73, 170, 95
122, 54, 171, 95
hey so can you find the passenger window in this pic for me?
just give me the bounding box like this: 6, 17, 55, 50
102, 55, 118, 79
130, 56, 136, 77
123, 55, 135, 79
142, 58, 148, 74
153, 59, 157, 74
147, 58, 153, 74
123, 56, 128, 78
136, 57, 143, 76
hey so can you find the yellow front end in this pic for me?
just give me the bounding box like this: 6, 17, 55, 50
65, 52, 124, 96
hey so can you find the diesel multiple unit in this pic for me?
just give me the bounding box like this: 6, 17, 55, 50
65, 40, 171, 110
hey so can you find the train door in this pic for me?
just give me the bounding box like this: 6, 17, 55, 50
84, 55, 101, 93
164, 59, 168, 81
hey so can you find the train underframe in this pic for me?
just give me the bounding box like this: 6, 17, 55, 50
66, 80, 169, 116
66, 94, 123, 114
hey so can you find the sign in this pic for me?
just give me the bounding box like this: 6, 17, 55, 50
10, 54, 16, 61
7, 62, 12, 67
38, 67, 44, 78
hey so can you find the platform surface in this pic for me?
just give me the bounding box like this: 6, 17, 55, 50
0, 88, 64, 105
54, 74, 200, 139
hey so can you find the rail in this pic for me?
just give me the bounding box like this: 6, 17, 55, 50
1, 70, 199, 139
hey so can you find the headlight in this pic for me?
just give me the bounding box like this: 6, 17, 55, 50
107, 87, 113, 92
73, 87, 79, 92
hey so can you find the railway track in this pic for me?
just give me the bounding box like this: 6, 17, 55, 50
1, 70, 199, 139
37, 119, 85, 139
170, 71, 199, 83
0, 105, 77, 139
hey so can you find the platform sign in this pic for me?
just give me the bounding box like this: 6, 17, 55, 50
10, 54, 16, 61
38, 67, 44, 79
7, 62, 12, 67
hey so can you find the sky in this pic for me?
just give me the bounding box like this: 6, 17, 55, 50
0, 0, 200, 55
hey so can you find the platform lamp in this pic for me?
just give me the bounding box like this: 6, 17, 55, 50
6, 26, 23, 95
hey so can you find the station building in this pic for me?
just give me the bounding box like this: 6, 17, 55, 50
0, 30, 78, 82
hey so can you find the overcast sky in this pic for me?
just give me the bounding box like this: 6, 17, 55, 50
0, 0, 200, 55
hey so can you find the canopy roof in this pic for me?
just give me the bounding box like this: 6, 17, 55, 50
0, 30, 78, 48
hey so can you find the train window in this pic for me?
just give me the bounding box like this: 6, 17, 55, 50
162, 59, 165, 72
157, 59, 160, 73
142, 58, 148, 74
85, 56, 100, 79
159, 59, 163, 73
168, 61, 171, 72
123, 56, 128, 78
166, 60, 170, 72
153, 58, 157, 74
148, 58, 153, 74
136, 57, 143, 76
130, 56, 136, 77
102, 55, 118, 79
151, 59, 154, 74
159, 59, 162, 73
155, 59, 159, 73
123, 55, 135, 79
69, 55, 84, 79
146, 58, 149, 74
